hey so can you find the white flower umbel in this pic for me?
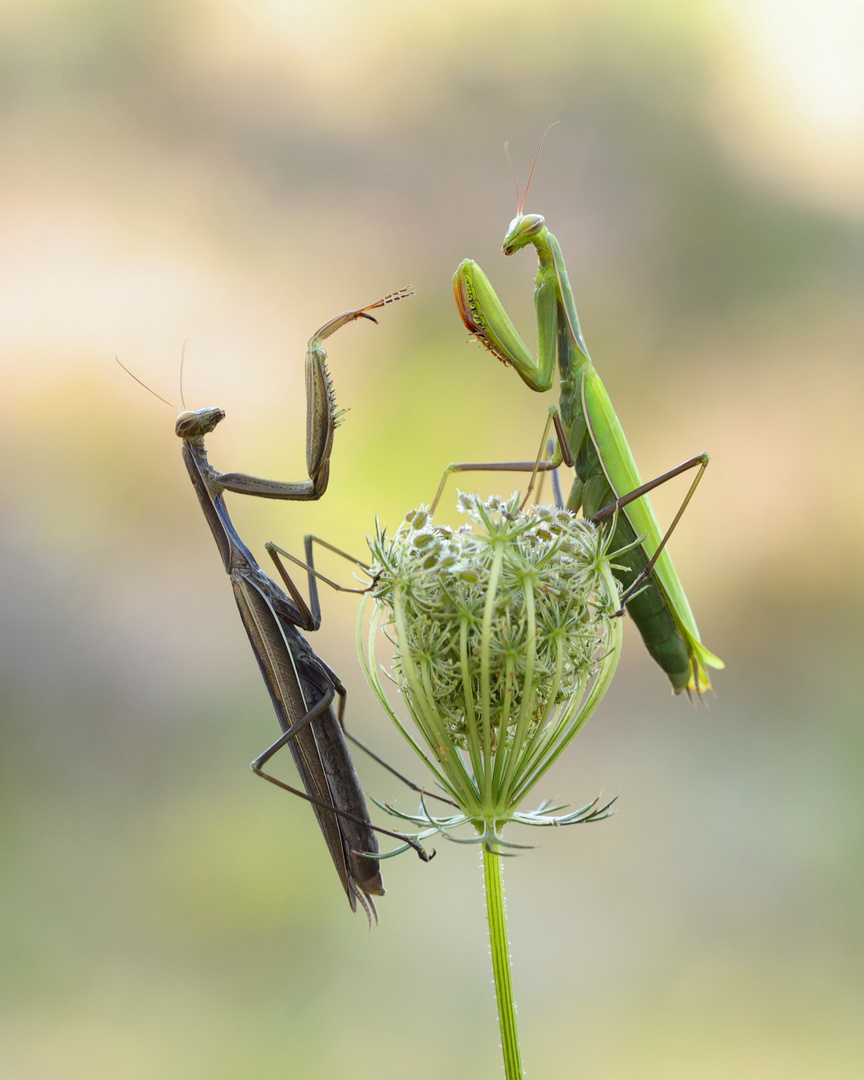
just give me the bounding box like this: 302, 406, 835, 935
358, 492, 624, 848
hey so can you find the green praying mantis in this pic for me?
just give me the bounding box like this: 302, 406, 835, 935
452, 137, 723, 696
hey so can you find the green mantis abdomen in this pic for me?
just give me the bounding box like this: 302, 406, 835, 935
594, 519, 693, 690
572, 439, 693, 691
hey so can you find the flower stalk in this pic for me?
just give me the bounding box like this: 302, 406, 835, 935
484, 845, 523, 1080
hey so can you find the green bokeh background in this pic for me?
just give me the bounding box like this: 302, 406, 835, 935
2, 1, 863, 1077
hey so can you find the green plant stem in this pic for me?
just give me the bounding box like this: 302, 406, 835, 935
483, 842, 523, 1080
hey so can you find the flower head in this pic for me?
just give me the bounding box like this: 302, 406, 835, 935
359, 493, 624, 840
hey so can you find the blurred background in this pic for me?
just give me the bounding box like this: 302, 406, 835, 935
1, 0, 862, 1077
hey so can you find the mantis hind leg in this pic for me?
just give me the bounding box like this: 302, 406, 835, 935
590, 453, 710, 609
250, 683, 433, 862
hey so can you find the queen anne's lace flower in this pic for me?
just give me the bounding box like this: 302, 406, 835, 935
359, 493, 624, 839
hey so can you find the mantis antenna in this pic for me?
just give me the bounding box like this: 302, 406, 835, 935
115, 356, 177, 410
178, 340, 189, 410
516, 121, 559, 214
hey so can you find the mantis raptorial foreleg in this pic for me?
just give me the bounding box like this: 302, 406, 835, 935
215, 287, 415, 500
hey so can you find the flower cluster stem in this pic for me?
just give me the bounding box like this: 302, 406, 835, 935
483, 843, 524, 1080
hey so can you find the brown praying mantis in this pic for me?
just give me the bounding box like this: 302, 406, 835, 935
125, 288, 434, 920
